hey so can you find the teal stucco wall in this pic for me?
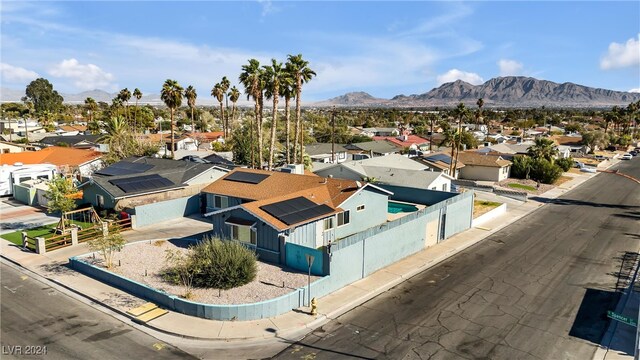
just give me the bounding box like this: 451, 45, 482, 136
13, 184, 36, 206
134, 195, 200, 228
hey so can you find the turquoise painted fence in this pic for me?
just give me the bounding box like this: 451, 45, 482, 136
133, 195, 200, 228
285, 243, 324, 275
69, 256, 315, 321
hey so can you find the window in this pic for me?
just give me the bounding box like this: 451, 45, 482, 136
323, 217, 334, 231
229, 224, 256, 245
431, 186, 437, 190
337, 211, 350, 226
18, 177, 30, 184
37, 175, 49, 180
214, 195, 228, 209
442, 183, 448, 192
356, 205, 365, 212
96, 195, 104, 207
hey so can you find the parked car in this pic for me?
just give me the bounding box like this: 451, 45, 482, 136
629, 150, 638, 156
621, 153, 633, 160
580, 167, 597, 173
594, 155, 608, 161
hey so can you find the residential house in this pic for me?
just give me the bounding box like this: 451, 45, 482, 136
305, 143, 349, 165
414, 152, 465, 179
192, 132, 225, 150
83, 157, 228, 227
361, 127, 400, 137
203, 168, 395, 263
344, 140, 400, 158
551, 135, 589, 154
138, 133, 198, 155
0, 141, 33, 154
314, 154, 453, 192
0, 146, 104, 179
373, 134, 430, 153
56, 124, 88, 135
39, 134, 103, 151
456, 152, 512, 182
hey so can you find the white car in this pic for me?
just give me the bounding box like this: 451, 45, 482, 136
580, 166, 597, 173
621, 153, 633, 160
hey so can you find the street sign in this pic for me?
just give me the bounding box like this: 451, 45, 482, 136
305, 254, 315, 267
607, 311, 638, 327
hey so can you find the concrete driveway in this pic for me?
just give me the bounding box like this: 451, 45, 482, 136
0, 197, 59, 235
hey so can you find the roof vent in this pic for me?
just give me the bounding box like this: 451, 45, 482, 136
14, 162, 23, 166
356, 181, 362, 188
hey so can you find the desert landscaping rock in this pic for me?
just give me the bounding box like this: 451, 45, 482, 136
83, 239, 319, 305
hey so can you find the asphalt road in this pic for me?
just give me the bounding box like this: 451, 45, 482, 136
274, 159, 640, 360
0, 262, 197, 360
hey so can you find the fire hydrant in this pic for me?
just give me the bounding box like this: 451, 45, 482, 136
310, 297, 318, 316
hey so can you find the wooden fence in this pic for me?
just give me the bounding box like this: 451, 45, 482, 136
24, 217, 132, 254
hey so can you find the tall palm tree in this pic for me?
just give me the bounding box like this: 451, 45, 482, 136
476, 98, 484, 130
287, 54, 316, 164
211, 83, 225, 136
99, 116, 131, 161
160, 79, 184, 159
133, 88, 142, 132
118, 88, 131, 123
263, 59, 286, 170
184, 85, 197, 133
239, 59, 264, 168
220, 76, 231, 137
228, 86, 241, 135
84, 97, 97, 123
451, 103, 468, 174
280, 70, 295, 164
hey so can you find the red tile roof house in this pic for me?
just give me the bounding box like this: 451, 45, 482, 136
0, 146, 104, 179
203, 168, 394, 264
373, 134, 431, 152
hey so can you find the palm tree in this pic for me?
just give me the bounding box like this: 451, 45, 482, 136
160, 79, 184, 159
603, 108, 617, 135
84, 97, 97, 123
263, 59, 286, 170
527, 137, 558, 163
287, 54, 316, 164
476, 98, 484, 131
228, 86, 241, 135
118, 88, 131, 123
211, 83, 225, 135
99, 116, 131, 161
280, 71, 295, 164
220, 76, 231, 137
451, 103, 468, 174
184, 85, 197, 133
133, 88, 142, 132
239, 59, 264, 168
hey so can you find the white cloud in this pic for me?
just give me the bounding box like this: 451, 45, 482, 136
49, 59, 114, 90
257, 0, 279, 19
436, 69, 483, 86
498, 59, 523, 76
600, 34, 640, 70
630, 88, 640, 93
0, 63, 39, 82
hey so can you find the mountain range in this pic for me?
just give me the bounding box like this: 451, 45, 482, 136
2, 76, 639, 108
315, 76, 640, 108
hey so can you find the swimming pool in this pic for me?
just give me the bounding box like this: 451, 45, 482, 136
387, 201, 419, 214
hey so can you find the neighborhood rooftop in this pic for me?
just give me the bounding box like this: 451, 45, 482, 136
0, 146, 102, 167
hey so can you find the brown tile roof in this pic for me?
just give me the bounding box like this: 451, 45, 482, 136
59, 125, 87, 132
203, 168, 363, 231
0, 146, 102, 167
419, 152, 465, 170
551, 135, 583, 146
457, 151, 511, 168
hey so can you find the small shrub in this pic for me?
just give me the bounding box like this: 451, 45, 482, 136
555, 157, 573, 172
190, 237, 258, 289
510, 155, 533, 179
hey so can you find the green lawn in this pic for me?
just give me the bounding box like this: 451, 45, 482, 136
1, 220, 97, 246
508, 183, 537, 191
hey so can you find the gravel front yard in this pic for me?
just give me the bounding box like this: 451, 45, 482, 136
82, 239, 319, 305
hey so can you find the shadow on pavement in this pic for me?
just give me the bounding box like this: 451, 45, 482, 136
528, 197, 640, 210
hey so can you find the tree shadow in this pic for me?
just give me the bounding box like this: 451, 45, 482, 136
528, 196, 640, 210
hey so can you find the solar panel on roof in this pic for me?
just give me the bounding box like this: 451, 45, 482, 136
96, 161, 154, 176
108, 174, 175, 193
425, 154, 451, 164
260, 196, 334, 225
224, 171, 269, 184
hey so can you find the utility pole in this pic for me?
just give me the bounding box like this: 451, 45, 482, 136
331, 106, 336, 163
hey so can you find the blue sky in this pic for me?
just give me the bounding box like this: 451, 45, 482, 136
1, 1, 639, 101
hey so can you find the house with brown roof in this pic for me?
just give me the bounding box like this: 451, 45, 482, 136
457, 151, 512, 182
203, 168, 394, 263
414, 152, 465, 179
0, 146, 104, 178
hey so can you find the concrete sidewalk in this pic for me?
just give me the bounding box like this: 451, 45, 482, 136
0, 170, 606, 344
